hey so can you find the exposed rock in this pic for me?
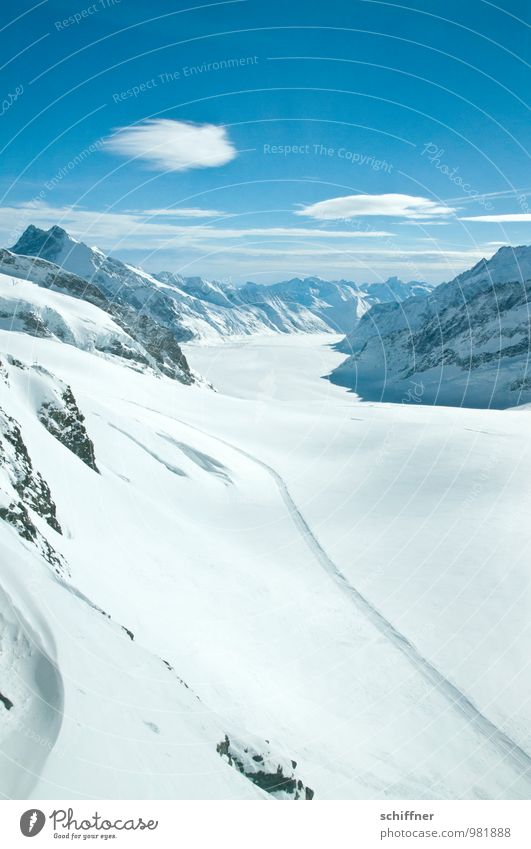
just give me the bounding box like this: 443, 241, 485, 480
217, 734, 314, 800
0, 409, 61, 533
0, 690, 13, 711
0, 407, 66, 575
38, 386, 99, 472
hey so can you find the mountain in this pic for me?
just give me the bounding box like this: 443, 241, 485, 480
240, 277, 366, 334
360, 275, 434, 303
331, 245, 531, 408
0, 249, 193, 383
11, 226, 432, 341
11, 227, 331, 340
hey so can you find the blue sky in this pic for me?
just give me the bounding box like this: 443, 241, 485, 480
0, 0, 529, 283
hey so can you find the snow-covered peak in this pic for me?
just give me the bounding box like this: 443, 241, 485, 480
12, 225, 99, 280
362, 275, 433, 301
453, 244, 531, 289
155, 272, 236, 308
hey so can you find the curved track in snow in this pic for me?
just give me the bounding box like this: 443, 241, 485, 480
123, 395, 531, 779
161, 407, 531, 779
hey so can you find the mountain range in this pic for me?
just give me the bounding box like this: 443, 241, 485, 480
5, 226, 531, 410
10, 225, 432, 342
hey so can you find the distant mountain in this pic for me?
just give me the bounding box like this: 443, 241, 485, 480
11, 226, 432, 341
331, 245, 531, 408
360, 275, 435, 303
263, 275, 432, 333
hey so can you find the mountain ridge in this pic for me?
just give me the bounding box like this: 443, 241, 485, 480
11, 225, 433, 341
331, 244, 531, 408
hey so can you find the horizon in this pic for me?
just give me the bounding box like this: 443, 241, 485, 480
8, 220, 530, 289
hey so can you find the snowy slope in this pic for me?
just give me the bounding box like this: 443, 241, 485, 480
331, 245, 531, 408
11, 226, 431, 342
0, 270, 152, 367
0, 249, 193, 383
1, 325, 531, 799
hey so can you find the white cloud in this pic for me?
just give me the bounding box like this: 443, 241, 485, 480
138, 208, 228, 218
459, 213, 531, 222
105, 119, 237, 172
297, 193, 456, 220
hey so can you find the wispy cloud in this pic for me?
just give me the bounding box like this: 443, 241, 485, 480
459, 213, 531, 222
444, 188, 531, 204
135, 207, 229, 218
297, 193, 456, 220
0, 202, 393, 248
1, 201, 487, 281
105, 119, 238, 172
202, 246, 485, 261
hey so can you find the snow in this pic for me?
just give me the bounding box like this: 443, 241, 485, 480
1, 321, 531, 799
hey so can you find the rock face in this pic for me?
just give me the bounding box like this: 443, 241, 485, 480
0, 357, 101, 573
331, 245, 531, 409
11, 226, 432, 341
0, 395, 65, 575
38, 386, 99, 472
216, 735, 314, 800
